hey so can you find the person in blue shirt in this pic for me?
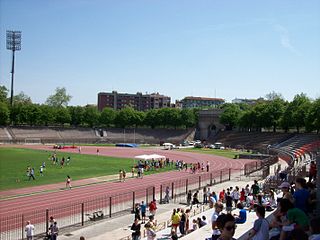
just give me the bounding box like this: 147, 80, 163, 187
140, 201, 147, 224
293, 178, 309, 213
234, 203, 246, 224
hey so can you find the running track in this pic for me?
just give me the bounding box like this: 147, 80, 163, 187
0, 146, 255, 217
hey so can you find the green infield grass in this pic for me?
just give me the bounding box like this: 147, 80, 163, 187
0, 147, 174, 191
178, 147, 251, 159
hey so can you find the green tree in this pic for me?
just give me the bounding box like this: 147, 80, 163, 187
38, 105, 56, 126
144, 109, 159, 129
306, 98, 320, 133
68, 106, 85, 127
83, 105, 100, 127
45, 87, 72, 107
0, 86, 8, 103
0, 102, 9, 125
180, 108, 196, 129
13, 91, 32, 104
220, 104, 241, 130
114, 107, 136, 128
264, 98, 285, 132
291, 93, 311, 133
99, 107, 116, 127
24, 104, 41, 125
55, 107, 71, 125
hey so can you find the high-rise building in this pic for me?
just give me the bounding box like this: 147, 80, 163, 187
181, 96, 225, 109
97, 91, 171, 111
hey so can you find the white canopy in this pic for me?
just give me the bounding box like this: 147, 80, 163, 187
134, 154, 150, 160
134, 154, 166, 160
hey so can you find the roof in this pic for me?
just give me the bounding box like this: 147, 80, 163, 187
183, 96, 225, 101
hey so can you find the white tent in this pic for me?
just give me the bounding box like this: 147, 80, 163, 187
148, 154, 166, 160
134, 154, 150, 160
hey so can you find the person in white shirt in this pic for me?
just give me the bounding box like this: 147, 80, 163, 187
25, 221, 35, 240
211, 202, 224, 240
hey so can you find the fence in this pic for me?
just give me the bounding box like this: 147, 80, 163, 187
0, 161, 270, 240
0, 185, 155, 240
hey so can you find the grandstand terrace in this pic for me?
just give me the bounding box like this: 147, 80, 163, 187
101, 128, 194, 144
211, 131, 294, 153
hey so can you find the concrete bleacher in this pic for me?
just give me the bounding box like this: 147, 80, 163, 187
58, 128, 99, 140
10, 126, 61, 141
211, 131, 293, 153
0, 127, 11, 142
102, 128, 193, 144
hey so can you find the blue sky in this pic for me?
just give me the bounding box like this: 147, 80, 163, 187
1, 0, 320, 106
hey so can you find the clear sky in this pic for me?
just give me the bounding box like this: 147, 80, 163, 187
1, 0, 320, 106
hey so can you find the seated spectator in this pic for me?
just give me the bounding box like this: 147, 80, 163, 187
248, 205, 269, 240
202, 216, 208, 225
293, 178, 309, 213
234, 203, 246, 224
278, 181, 294, 203
197, 217, 206, 228
216, 214, 236, 240
290, 228, 309, 240
309, 217, 320, 240
278, 199, 309, 240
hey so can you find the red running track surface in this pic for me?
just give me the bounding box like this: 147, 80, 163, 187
0, 146, 255, 217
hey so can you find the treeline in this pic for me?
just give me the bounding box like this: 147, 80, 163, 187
220, 93, 320, 133
0, 103, 197, 129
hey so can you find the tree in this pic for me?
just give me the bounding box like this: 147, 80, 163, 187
114, 107, 136, 128
45, 87, 72, 107
0, 102, 9, 125
220, 104, 241, 130
291, 93, 311, 132
306, 98, 320, 133
55, 107, 71, 125
68, 106, 85, 127
0, 86, 8, 103
99, 107, 116, 127
14, 91, 32, 104
38, 105, 56, 126
83, 105, 100, 127
180, 108, 196, 129
264, 98, 285, 132
265, 91, 284, 101
144, 109, 159, 129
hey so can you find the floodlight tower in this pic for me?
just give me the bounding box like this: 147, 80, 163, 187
6, 30, 22, 107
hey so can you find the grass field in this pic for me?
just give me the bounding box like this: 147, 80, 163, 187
178, 147, 251, 159
0, 147, 174, 191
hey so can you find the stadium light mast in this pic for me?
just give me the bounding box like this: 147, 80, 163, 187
6, 30, 22, 107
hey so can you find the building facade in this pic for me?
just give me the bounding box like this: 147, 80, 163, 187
181, 96, 225, 109
97, 91, 171, 111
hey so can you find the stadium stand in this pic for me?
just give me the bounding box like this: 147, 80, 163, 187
211, 131, 294, 153
0, 127, 11, 142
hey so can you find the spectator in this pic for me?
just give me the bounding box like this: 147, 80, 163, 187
171, 209, 180, 232
309, 217, 320, 240
232, 187, 240, 207
192, 190, 200, 207
203, 187, 208, 204
209, 192, 217, 208
278, 199, 309, 240
130, 218, 141, 240
197, 217, 206, 228
251, 180, 260, 197
149, 200, 157, 216
226, 191, 233, 214
134, 203, 141, 221
234, 203, 246, 224
79, 237, 85, 240
212, 202, 223, 240
185, 209, 191, 233
219, 189, 225, 203
145, 222, 156, 240
308, 161, 317, 182
202, 216, 208, 225
278, 182, 294, 203
216, 214, 236, 240
171, 228, 178, 240
293, 178, 309, 213
247, 205, 269, 240
164, 186, 170, 203
290, 229, 308, 240
25, 221, 35, 240
49, 221, 59, 240
179, 209, 186, 236
140, 201, 147, 224
187, 190, 192, 206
